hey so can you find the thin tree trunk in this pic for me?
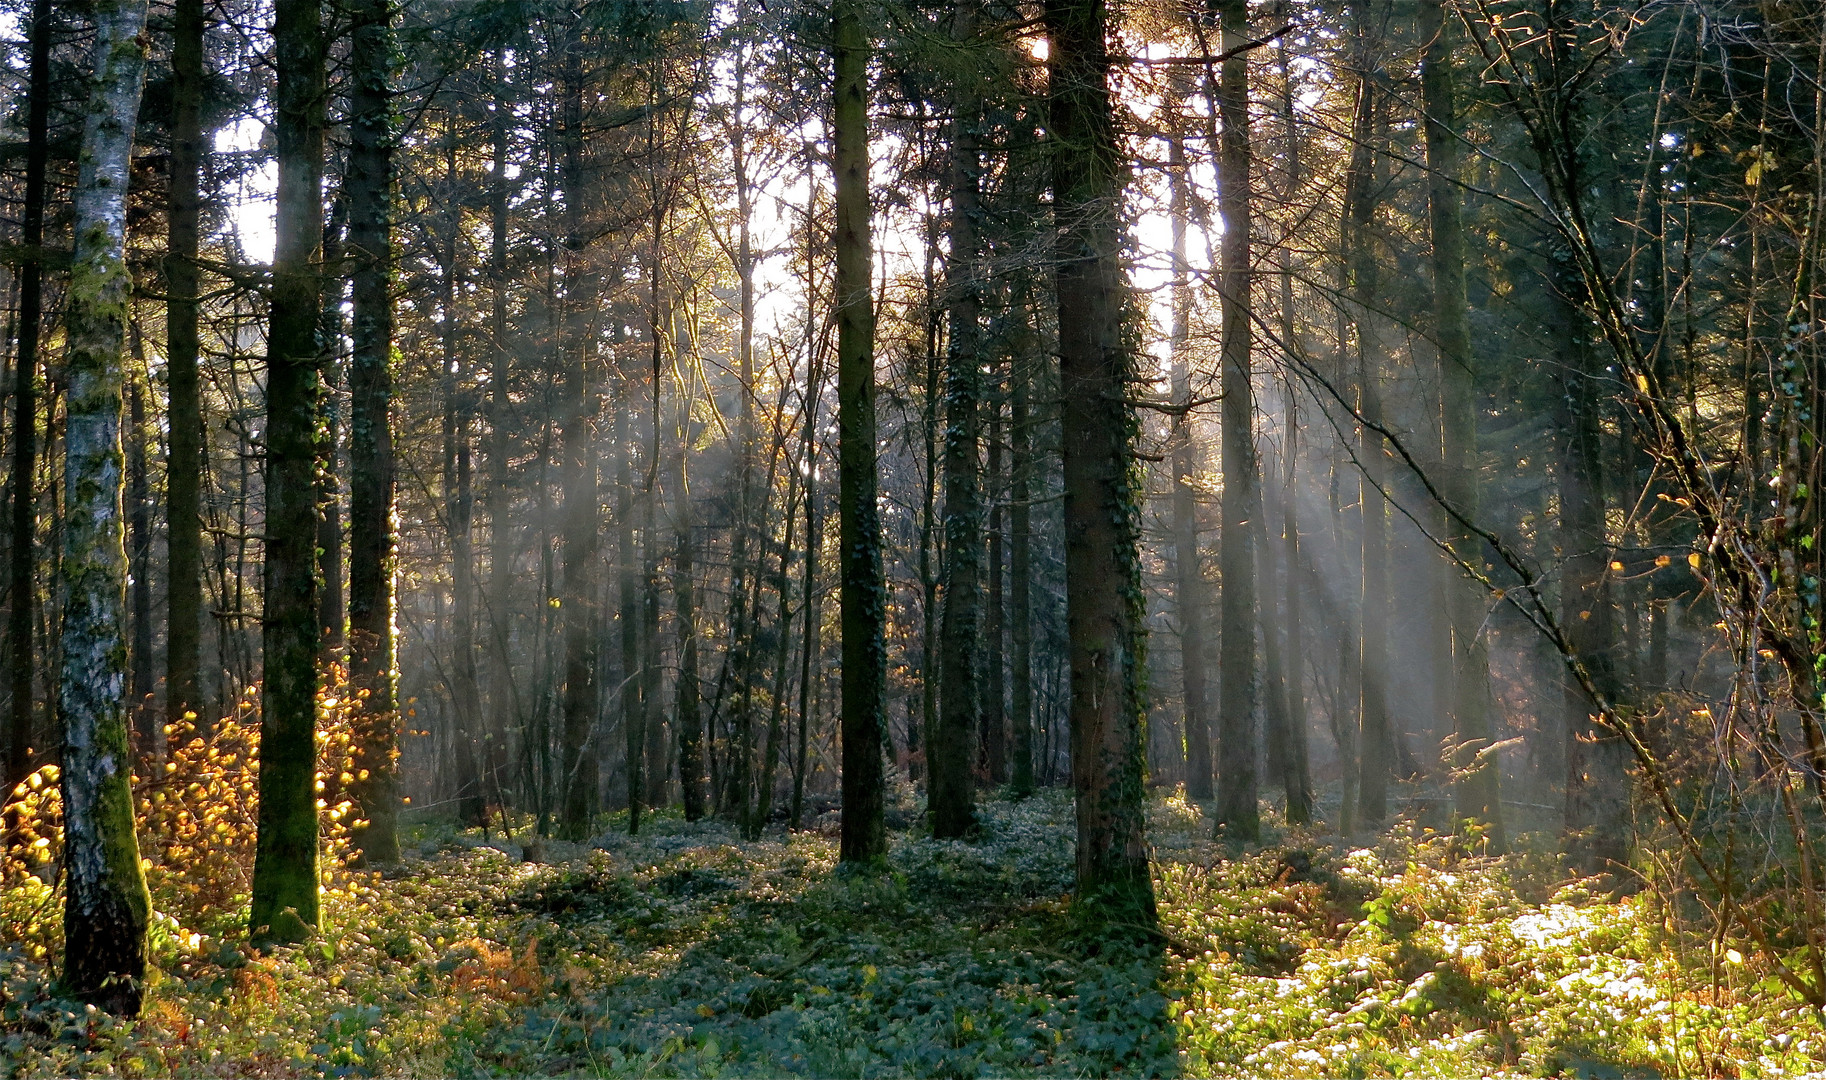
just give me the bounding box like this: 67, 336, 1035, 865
251, 0, 327, 940
126, 326, 154, 756
675, 518, 704, 821
344, 0, 398, 867
616, 389, 643, 833
440, 146, 483, 829
986, 387, 1007, 786
932, 7, 983, 835
1047, 0, 1156, 920
1009, 320, 1035, 798
59, 0, 152, 1010
1168, 112, 1212, 804
555, 35, 602, 843
486, 52, 515, 814
317, 197, 347, 668
1215, 0, 1262, 842
164, 0, 205, 740
834, 0, 887, 863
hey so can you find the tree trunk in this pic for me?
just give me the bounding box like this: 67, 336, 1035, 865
1554, 246, 1630, 875
1168, 114, 1212, 804
554, 35, 602, 843
932, 14, 983, 835
833, 0, 887, 863
1047, 0, 1156, 920
59, 0, 152, 1011
1215, 0, 1262, 842
317, 196, 347, 670
164, 0, 205, 740
344, 0, 398, 868
8, 0, 52, 791
675, 520, 705, 821
616, 390, 642, 833
440, 150, 484, 829
986, 387, 1007, 786
486, 52, 515, 813
251, 0, 327, 941
1009, 323, 1035, 798
126, 327, 154, 756
1420, 0, 1502, 842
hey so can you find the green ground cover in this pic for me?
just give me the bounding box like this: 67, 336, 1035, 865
1, 788, 1818, 1077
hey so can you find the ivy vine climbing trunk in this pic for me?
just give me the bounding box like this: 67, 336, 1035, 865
1047, 0, 1156, 921
250, 0, 327, 941
833, 0, 887, 864
59, 0, 152, 1013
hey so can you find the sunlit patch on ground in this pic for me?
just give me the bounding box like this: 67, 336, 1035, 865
1, 791, 1821, 1076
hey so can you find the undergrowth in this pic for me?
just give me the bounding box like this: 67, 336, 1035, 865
0, 776, 1820, 1077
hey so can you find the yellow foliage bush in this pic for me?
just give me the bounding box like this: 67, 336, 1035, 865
0, 668, 367, 947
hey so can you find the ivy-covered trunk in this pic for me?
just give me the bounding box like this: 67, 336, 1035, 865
1046, 0, 1155, 921
932, 9, 983, 837
250, 0, 326, 942
833, 0, 887, 864
59, 0, 152, 1013
345, 0, 399, 867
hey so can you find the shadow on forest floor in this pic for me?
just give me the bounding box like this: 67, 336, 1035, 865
3, 785, 1822, 1077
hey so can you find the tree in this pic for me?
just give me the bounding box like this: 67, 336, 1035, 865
1215, 0, 1262, 842
58, 0, 153, 1012
347, 0, 401, 866
931, 2, 984, 839
833, 0, 886, 864
1047, 0, 1155, 920
250, 0, 327, 942
164, 0, 206, 738
8, 0, 53, 792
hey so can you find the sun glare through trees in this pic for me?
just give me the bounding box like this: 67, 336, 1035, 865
0, 0, 1822, 1074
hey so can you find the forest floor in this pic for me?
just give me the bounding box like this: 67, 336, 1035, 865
2, 785, 1821, 1077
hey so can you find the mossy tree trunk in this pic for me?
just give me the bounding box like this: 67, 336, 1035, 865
250, 0, 327, 942
59, 0, 152, 1013
833, 0, 887, 864
1046, 0, 1156, 921
345, 0, 399, 867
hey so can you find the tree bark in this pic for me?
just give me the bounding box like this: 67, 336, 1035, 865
1047, 0, 1156, 920
1168, 111, 1213, 805
250, 0, 327, 941
439, 144, 483, 829
344, 0, 398, 867
59, 0, 152, 1012
1215, 0, 1262, 842
126, 327, 154, 756
164, 0, 205, 740
8, 0, 52, 791
486, 52, 515, 813
932, 12, 983, 835
555, 36, 602, 843
833, 0, 887, 863
1009, 321, 1035, 798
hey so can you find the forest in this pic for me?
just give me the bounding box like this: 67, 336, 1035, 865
0, 0, 1821, 1073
